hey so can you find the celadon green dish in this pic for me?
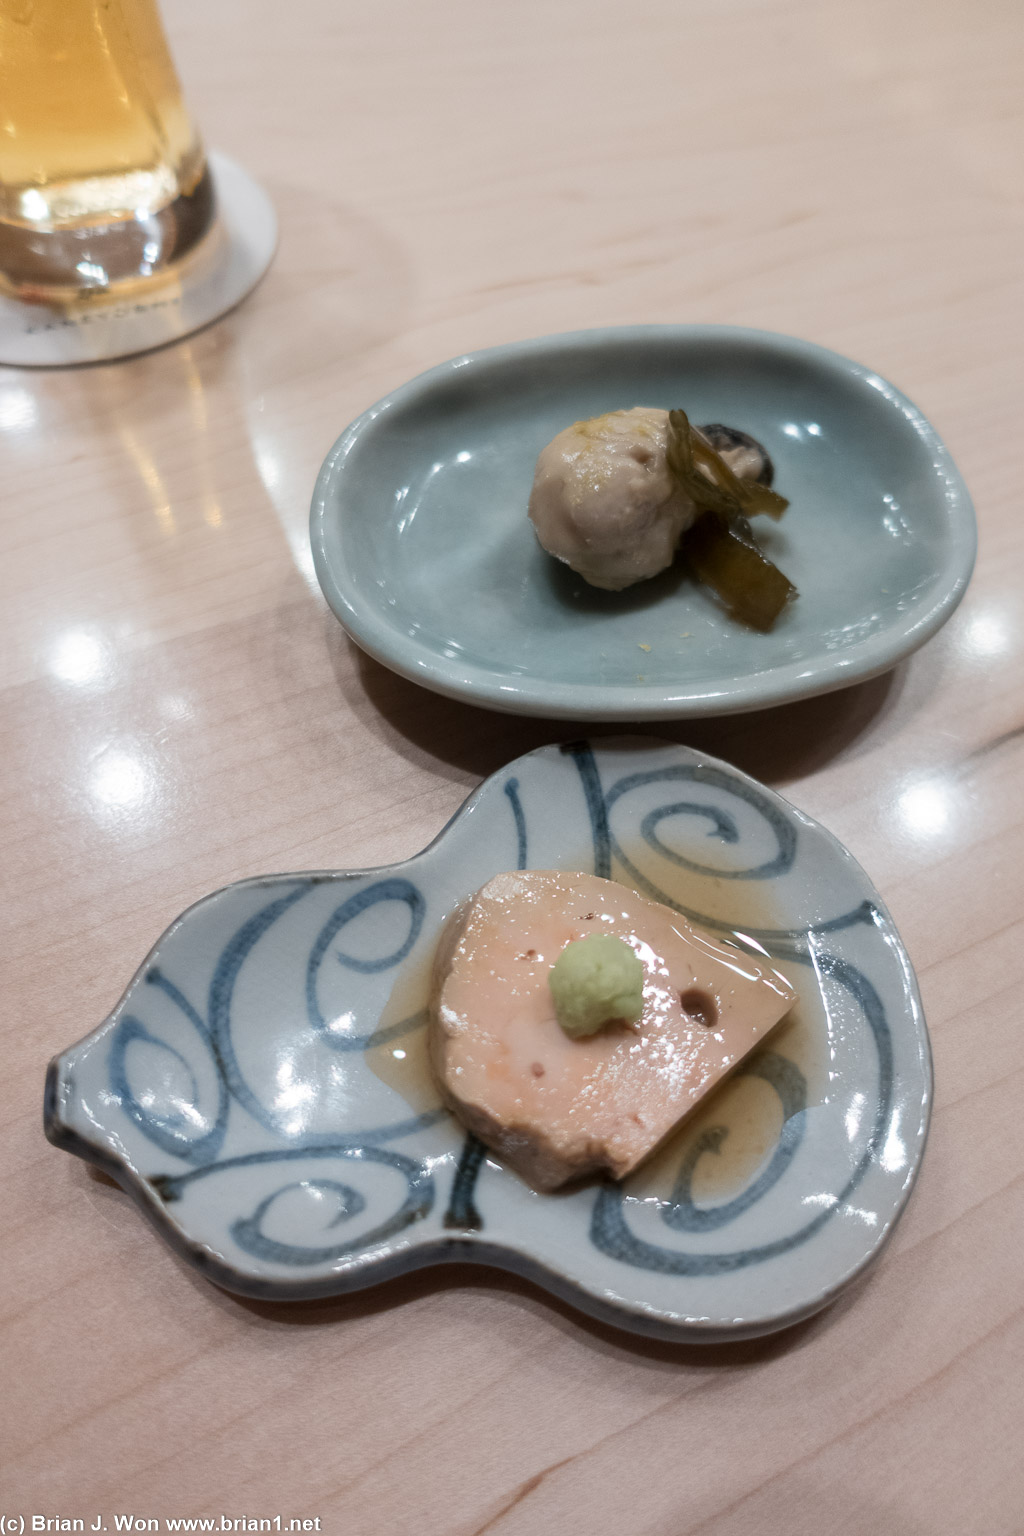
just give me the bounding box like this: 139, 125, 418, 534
310, 326, 975, 719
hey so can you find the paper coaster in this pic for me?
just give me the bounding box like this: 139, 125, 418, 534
0, 152, 277, 367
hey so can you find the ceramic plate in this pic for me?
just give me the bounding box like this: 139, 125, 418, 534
310, 325, 975, 719
45, 740, 930, 1341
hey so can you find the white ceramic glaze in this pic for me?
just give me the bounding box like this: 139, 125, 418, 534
310, 326, 976, 719
45, 739, 930, 1341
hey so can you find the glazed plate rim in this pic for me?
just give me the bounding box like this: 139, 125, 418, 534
309, 324, 976, 720
44, 737, 931, 1341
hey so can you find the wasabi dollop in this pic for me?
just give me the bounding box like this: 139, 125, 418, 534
548, 933, 644, 1038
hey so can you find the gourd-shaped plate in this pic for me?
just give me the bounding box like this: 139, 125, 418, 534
44, 739, 929, 1342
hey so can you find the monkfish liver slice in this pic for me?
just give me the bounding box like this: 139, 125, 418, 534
429, 870, 796, 1192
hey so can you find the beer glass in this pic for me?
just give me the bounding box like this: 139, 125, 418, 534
0, 0, 214, 302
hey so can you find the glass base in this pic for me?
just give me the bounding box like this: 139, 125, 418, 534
0, 162, 215, 304
0, 153, 276, 366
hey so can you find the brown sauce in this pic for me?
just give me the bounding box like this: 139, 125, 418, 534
627, 851, 826, 1206
363, 946, 440, 1114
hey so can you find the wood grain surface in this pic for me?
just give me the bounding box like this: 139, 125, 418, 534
4, 0, 1023, 1531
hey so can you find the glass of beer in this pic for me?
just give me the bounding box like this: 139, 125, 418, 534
0, 0, 215, 303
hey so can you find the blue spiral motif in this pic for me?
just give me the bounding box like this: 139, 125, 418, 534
564, 743, 896, 1273
231, 1148, 431, 1264
152, 1145, 434, 1266
306, 878, 426, 1049
109, 967, 228, 1164
114, 875, 441, 1202
207, 882, 314, 1133
660, 1052, 807, 1233
589, 949, 893, 1273
607, 764, 797, 881
504, 777, 527, 869
643, 801, 739, 856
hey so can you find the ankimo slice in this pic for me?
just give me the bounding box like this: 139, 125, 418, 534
429, 870, 796, 1192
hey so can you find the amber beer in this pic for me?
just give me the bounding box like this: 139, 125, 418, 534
0, 0, 214, 300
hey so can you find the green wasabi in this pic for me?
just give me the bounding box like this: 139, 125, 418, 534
548, 933, 644, 1038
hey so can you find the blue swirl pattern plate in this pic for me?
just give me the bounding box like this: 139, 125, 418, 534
44, 740, 930, 1341
310, 325, 976, 720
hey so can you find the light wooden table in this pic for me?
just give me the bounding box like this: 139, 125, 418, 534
5, 0, 1023, 1531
